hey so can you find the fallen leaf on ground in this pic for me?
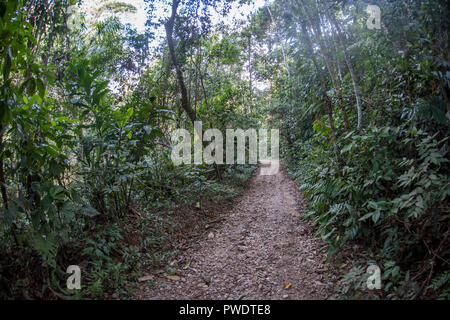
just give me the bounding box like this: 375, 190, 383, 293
284, 282, 292, 289
138, 275, 154, 282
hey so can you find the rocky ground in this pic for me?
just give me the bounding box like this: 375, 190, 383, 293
140, 162, 337, 300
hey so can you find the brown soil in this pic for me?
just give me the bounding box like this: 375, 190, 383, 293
138, 162, 337, 300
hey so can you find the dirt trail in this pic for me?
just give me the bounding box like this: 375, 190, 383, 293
144, 162, 335, 300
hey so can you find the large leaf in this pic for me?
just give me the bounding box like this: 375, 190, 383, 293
0, 100, 12, 124
32, 234, 58, 268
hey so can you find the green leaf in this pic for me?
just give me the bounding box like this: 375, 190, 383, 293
81, 204, 100, 217
32, 234, 58, 268
36, 78, 45, 98
22, 77, 36, 95
43, 70, 56, 85
2, 202, 18, 225
0, 101, 12, 124
359, 212, 373, 222
322, 227, 337, 240
125, 107, 133, 122
372, 210, 381, 223
341, 143, 354, 154
3, 47, 12, 80
50, 186, 66, 200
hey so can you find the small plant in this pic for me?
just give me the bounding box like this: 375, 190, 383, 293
81, 225, 128, 298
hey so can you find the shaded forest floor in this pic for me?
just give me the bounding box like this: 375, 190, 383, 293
133, 162, 340, 299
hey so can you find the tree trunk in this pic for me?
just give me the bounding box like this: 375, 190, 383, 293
325, 4, 363, 131
0, 125, 19, 245
297, 0, 350, 132
165, 0, 197, 125
248, 33, 253, 113
296, 12, 338, 155
267, 5, 290, 77
0, 128, 8, 210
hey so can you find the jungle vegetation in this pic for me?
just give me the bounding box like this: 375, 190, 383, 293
0, 0, 448, 299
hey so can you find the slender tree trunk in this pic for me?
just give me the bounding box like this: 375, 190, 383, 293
325, 4, 363, 131
0, 126, 19, 245
0, 129, 8, 210
295, 1, 338, 153
297, 0, 350, 132
164, 0, 211, 158
296, 15, 337, 155
267, 5, 290, 77
165, 0, 197, 125
325, 33, 350, 131
196, 58, 223, 180
323, 17, 350, 131
248, 33, 253, 113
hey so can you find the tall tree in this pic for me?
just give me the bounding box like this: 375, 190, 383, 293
165, 0, 198, 125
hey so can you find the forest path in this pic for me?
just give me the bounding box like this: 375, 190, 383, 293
143, 161, 334, 299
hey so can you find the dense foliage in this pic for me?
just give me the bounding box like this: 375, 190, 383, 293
255, 0, 449, 299
0, 0, 258, 298
0, 0, 448, 300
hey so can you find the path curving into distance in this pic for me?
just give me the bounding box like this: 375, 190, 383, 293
143, 162, 335, 300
